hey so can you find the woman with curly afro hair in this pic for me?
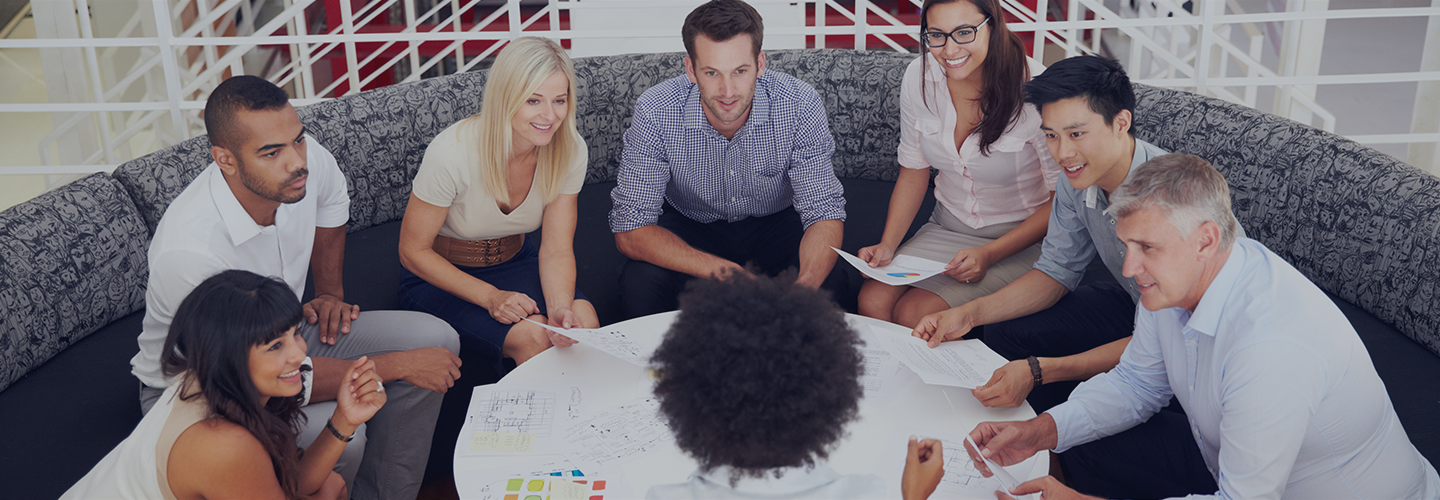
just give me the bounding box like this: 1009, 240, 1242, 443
645, 271, 889, 499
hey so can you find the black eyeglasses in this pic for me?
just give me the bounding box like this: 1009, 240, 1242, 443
923, 18, 990, 47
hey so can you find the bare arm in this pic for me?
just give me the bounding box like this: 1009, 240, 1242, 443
858, 167, 931, 267
614, 224, 744, 279
973, 337, 1133, 408
795, 219, 843, 289
397, 194, 517, 312
537, 193, 579, 321
976, 194, 1052, 264
913, 268, 1070, 346
307, 225, 359, 344
167, 420, 288, 500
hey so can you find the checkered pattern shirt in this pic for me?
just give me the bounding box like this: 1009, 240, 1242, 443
609, 71, 846, 233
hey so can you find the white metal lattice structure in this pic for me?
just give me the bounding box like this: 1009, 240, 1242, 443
3, 0, 1439, 181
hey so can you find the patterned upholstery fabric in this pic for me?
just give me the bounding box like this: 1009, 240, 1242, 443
98, 49, 1439, 358
1133, 83, 1440, 356
0, 173, 150, 391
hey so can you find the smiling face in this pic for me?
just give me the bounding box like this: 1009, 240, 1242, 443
1116, 204, 1215, 312
1039, 96, 1135, 193
248, 326, 308, 404
510, 70, 571, 152
924, 0, 989, 84
685, 33, 765, 138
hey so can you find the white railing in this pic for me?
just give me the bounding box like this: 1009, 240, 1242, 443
3, 0, 1439, 182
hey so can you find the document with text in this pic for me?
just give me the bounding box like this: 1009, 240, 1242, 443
867, 325, 1008, 388
525, 319, 654, 367
832, 247, 948, 286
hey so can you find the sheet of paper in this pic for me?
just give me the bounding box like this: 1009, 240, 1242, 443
454, 454, 589, 495
891, 427, 1036, 500
867, 325, 1007, 388
965, 435, 1020, 493
832, 247, 948, 286
856, 327, 917, 406
526, 319, 653, 366
561, 397, 674, 472
459, 384, 581, 456
468, 476, 612, 500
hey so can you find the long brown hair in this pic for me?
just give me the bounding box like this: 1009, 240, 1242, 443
162, 270, 309, 499
919, 0, 1029, 156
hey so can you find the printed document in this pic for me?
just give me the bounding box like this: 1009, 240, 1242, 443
525, 319, 654, 367
867, 325, 1007, 388
832, 247, 948, 286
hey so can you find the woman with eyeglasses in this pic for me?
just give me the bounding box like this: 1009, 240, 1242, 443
857, 0, 1057, 329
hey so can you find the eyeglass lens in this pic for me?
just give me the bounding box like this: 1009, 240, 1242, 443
923, 18, 989, 47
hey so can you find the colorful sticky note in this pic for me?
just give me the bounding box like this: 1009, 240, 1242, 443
527, 479, 545, 491
507, 479, 524, 491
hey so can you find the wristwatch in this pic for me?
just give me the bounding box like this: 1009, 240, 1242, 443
1027, 356, 1043, 387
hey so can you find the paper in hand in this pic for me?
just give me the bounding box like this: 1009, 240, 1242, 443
525, 319, 652, 366
832, 247, 947, 286
867, 325, 1007, 388
965, 435, 1021, 494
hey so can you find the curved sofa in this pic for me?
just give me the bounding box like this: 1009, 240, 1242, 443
1, 49, 1435, 498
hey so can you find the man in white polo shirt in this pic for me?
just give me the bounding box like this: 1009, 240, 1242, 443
131, 75, 463, 500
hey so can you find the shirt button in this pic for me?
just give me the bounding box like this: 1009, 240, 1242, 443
731, 197, 737, 201
729, 170, 735, 176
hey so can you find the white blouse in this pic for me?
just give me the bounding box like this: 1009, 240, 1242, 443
897, 54, 1059, 229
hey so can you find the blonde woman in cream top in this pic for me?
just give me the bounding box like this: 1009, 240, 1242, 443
398, 37, 597, 371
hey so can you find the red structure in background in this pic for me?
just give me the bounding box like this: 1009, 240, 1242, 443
320, 0, 1081, 94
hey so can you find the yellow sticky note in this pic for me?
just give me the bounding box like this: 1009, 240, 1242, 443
470, 432, 536, 452
549, 479, 590, 500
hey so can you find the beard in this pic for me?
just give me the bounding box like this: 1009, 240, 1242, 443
238, 157, 308, 204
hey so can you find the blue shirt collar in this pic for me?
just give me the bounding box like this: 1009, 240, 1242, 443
1185, 238, 1249, 338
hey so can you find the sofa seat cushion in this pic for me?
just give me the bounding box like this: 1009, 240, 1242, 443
0, 173, 149, 392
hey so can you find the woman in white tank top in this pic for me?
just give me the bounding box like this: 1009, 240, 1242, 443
64, 270, 386, 500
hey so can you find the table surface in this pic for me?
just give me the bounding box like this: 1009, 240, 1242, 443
454, 312, 1045, 499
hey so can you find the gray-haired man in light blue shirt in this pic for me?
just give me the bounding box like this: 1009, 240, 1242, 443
963, 153, 1439, 500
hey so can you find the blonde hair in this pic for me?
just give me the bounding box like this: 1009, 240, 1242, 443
464, 36, 582, 206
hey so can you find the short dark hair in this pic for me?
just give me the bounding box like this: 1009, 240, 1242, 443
651, 272, 864, 483
1023, 55, 1137, 134
682, 0, 764, 61
204, 75, 291, 151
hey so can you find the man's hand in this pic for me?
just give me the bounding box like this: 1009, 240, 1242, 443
712, 261, 751, 282
944, 247, 994, 284
965, 415, 1057, 470
858, 243, 897, 268
902, 436, 946, 500
375, 347, 462, 394
912, 307, 979, 347
996, 476, 1102, 500
304, 294, 360, 345
972, 360, 1035, 408
483, 290, 540, 325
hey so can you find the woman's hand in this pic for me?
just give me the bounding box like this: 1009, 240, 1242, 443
483, 290, 539, 324
944, 246, 994, 284
334, 356, 385, 432
546, 308, 579, 347
902, 436, 945, 500
858, 243, 898, 268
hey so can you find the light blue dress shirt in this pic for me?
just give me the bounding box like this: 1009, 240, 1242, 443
1033, 138, 1169, 302
645, 465, 889, 499
1049, 238, 1440, 499
609, 71, 846, 233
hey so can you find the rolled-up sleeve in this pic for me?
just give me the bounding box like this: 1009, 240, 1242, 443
896, 59, 931, 171
1032, 186, 1095, 289
609, 103, 670, 233
786, 93, 845, 229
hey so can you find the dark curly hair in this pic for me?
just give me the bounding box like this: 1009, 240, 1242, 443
651, 272, 865, 483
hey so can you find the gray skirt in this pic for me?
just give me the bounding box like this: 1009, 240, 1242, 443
894, 205, 1043, 307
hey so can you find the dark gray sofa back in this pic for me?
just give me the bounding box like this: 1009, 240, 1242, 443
0, 173, 150, 391
101, 49, 1439, 361
1132, 84, 1440, 356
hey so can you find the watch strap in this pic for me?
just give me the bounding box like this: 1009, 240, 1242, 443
1027, 356, 1043, 386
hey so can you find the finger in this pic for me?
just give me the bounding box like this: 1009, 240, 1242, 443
350, 303, 360, 320
947, 252, 968, 270
303, 302, 319, 325
925, 439, 943, 462
963, 439, 994, 477
1009, 477, 1050, 496
906, 435, 921, 465
338, 306, 353, 336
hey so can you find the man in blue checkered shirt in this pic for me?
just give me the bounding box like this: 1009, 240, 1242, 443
609, 0, 848, 319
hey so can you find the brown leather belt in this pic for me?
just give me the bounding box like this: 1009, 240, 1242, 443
432, 234, 523, 267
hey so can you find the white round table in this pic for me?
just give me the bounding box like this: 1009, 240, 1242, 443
454, 312, 1046, 499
